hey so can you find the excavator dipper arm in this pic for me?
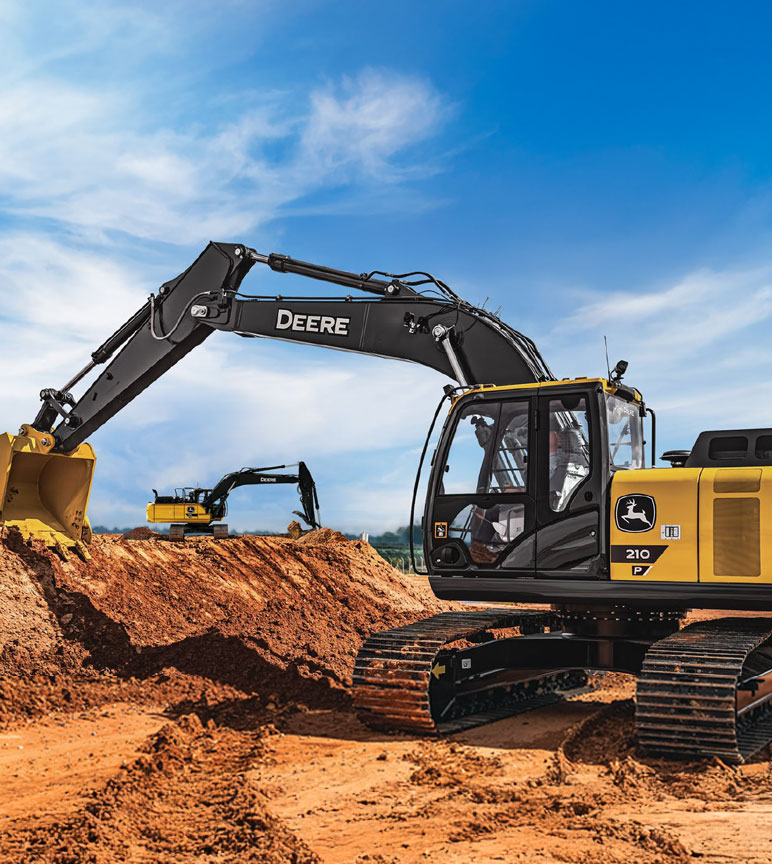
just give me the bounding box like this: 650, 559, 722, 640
32, 243, 257, 449
296, 461, 322, 529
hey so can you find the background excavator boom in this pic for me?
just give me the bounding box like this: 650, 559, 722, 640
200, 461, 321, 528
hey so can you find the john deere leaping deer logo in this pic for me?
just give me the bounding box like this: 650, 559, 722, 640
615, 494, 656, 533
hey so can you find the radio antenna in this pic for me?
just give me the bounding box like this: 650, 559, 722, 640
604, 335, 611, 380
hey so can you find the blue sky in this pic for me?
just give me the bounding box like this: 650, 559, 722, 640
2, 1, 772, 531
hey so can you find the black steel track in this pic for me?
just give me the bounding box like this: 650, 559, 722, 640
636, 617, 772, 763
352, 609, 588, 734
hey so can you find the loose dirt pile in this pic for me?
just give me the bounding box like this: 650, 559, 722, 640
0, 527, 447, 709
2, 714, 319, 864
0, 526, 448, 863
3, 526, 772, 862
121, 527, 160, 540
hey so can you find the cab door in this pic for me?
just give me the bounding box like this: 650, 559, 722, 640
535, 390, 601, 573
427, 396, 537, 572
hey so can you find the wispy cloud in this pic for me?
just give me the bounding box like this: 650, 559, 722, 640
300, 70, 450, 183
0, 68, 450, 245
555, 266, 772, 364
543, 262, 772, 443
0, 3, 456, 531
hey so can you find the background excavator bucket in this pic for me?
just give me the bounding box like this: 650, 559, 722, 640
0, 428, 95, 552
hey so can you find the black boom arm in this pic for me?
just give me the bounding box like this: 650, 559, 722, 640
202, 461, 321, 528
31, 243, 554, 452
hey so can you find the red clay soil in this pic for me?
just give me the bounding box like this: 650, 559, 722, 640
3, 526, 772, 862
0, 527, 448, 709
0, 527, 447, 863
1, 714, 320, 864
121, 527, 160, 540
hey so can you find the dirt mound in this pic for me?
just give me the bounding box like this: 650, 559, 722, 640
559, 696, 772, 806
121, 526, 160, 540
0, 529, 66, 675
396, 733, 693, 863
297, 528, 349, 545
0, 529, 448, 714
0, 669, 249, 730
0, 713, 319, 864
405, 739, 505, 787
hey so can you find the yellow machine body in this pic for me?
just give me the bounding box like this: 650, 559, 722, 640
0, 426, 95, 551
611, 466, 772, 584
145, 501, 215, 525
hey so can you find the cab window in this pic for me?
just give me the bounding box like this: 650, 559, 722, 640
441, 400, 529, 495
440, 398, 530, 564
548, 396, 590, 512
447, 501, 527, 563
606, 394, 645, 470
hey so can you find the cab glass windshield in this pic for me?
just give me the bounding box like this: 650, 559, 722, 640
606, 394, 645, 470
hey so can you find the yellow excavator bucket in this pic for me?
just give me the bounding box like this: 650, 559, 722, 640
0, 425, 95, 552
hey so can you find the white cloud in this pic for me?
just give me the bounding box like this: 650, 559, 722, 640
300, 70, 449, 182
554, 266, 772, 365
0, 3, 458, 530
0, 68, 449, 245
542, 262, 772, 445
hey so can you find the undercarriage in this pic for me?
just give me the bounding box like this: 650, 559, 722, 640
353, 608, 772, 763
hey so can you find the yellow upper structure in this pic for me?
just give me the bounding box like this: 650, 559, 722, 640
610, 466, 772, 584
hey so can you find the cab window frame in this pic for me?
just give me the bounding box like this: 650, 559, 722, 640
437, 396, 532, 498
536, 386, 602, 525
429, 391, 538, 569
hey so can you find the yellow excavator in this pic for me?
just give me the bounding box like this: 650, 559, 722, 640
3, 241, 772, 762
146, 462, 321, 539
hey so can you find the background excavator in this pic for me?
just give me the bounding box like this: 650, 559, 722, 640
3, 240, 772, 762
147, 462, 321, 539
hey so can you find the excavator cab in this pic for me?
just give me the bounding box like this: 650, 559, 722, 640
426, 379, 646, 580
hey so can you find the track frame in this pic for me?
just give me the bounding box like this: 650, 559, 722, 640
354, 608, 772, 762
353, 608, 681, 735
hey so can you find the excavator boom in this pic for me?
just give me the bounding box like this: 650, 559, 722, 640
10, 241, 543, 547
36, 244, 551, 454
